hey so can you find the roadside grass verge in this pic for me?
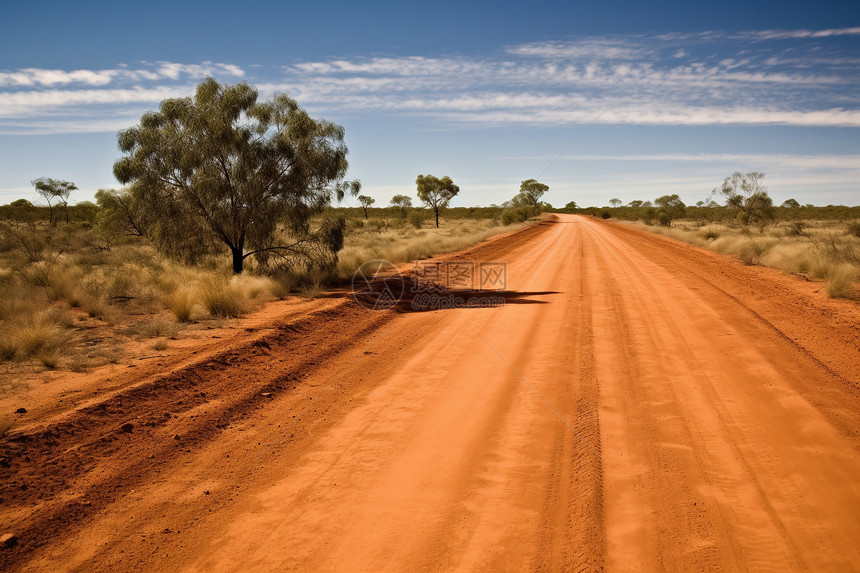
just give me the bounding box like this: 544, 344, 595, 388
627, 219, 860, 300
0, 214, 534, 374
335, 216, 528, 280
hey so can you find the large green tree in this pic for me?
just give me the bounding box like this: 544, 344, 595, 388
415, 174, 459, 228
113, 78, 358, 273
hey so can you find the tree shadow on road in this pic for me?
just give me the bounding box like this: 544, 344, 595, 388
392, 288, 556, 313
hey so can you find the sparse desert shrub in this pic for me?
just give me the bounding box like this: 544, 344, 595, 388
0, 337, 16, 361
0, 284, 39, 321
846, 221, 860, 238
408, 210, 428, 229
787, 220, 806, 237
368, 219, 389, 233
37, 348, 60, 369
501, 206, 533, 225
736, 240, 773, 265
702, 228, 720, 240
165, 288, 195, 322
200, 278, 247, 318
152, 339, 168, 351
0, 313, 70, 362
230, 274, 278, 301
825, 265, 858, 299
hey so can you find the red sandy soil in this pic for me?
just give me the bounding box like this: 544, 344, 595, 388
1, 214, 858, 572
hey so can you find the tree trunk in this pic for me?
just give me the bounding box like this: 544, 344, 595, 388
231, 247, 244, 274
434, 208, 439, 228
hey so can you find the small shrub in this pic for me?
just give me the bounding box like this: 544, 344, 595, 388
825, 265, 858, 300
0, 338, 16, 361
501, 206, 532, 225
0, 313, 70, 362
80, 294, 112, 320
702, 228, 720, 240
408, 211, 428, 229
346, 218, 365, 232
200, 279, 246, 318
37, 348, 60, 369
152, 339, 168, 351
230, 274, 277, 301
847, 221, 860, 238
165, 289, 195, 322
787, 220, 806, 236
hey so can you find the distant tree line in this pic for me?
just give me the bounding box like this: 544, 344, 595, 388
553, 172, 860, 226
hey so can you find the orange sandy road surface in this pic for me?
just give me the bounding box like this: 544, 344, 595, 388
3, 214, 860, 572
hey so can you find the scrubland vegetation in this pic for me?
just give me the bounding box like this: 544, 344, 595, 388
0, 201, 530, 375
628, 218, 860, 299
0, 79, 548, 376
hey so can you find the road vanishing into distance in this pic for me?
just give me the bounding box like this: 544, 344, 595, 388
2, 214, 859, 572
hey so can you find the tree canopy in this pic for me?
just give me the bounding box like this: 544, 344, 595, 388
654, 194, 686, 226
357, 195, 375, 219
513, 179, 549, 208
416, 174, 459, 228
113, 78, 358, 273
32, 177, 77, 225
390, 194, 412, 218
714, 172, 773, 226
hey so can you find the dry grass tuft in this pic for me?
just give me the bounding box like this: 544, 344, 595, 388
824, 264, 858, 300
199, 278, 248, 318
165, 288, 196, 322
0, 312, 70, 362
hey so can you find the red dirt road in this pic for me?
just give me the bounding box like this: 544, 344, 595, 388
2, 214, 859, 571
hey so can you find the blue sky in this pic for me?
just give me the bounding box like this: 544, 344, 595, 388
1, 0, 858, 208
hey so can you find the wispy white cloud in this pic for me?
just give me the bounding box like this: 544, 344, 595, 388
506, 38, 644, 60
0, 61, 244, 88
740, 27, 860, 40
0, 86, 194, 118
0, 29, 858, 134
